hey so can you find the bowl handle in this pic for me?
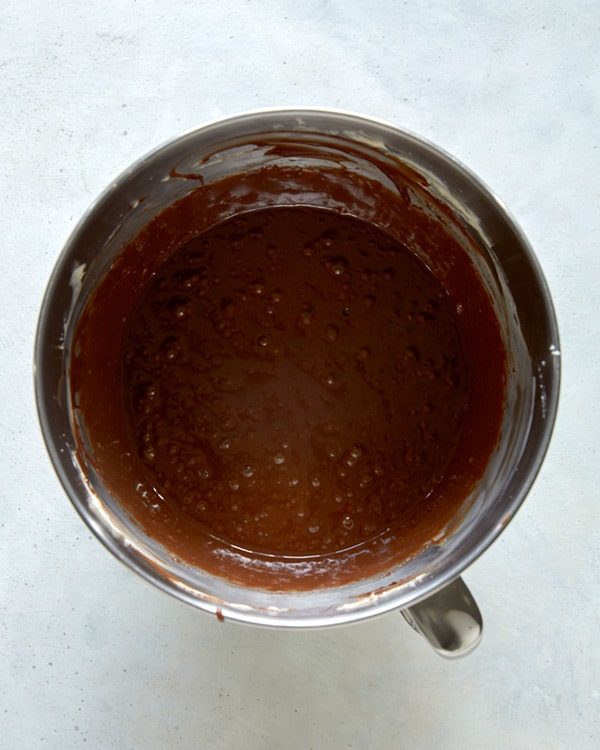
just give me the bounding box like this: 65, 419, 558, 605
401, 577, 483, 658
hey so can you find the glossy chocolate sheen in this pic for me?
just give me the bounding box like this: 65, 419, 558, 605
69, 161, 506, 590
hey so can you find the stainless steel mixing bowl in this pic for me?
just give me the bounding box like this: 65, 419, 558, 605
35, 109, 560, 656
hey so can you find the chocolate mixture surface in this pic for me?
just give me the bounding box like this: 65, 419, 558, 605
70, 166, 507, 589
123, 207, 468, 556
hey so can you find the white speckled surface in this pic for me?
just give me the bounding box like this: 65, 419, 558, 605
1, 1, 598, 747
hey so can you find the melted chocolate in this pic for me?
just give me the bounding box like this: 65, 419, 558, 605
70, 161, 506, 590
123, 206, 468, 556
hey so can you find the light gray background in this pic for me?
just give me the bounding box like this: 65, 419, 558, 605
1, 1, 598, 748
